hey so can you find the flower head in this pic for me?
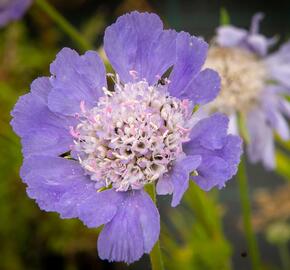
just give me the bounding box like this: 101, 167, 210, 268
0, 0, 32, 27
11, 12, 242, 263
204, 13, 290, 169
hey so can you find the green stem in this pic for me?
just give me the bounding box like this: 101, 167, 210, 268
145, 184, 165, 270
279, 242, 290, 270
237, 157, 261, 270
34, 0, 92, 52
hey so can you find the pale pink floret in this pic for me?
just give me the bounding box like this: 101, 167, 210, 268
71, 77, 194, 191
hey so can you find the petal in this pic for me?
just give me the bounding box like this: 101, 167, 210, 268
192, 135, 242, 191
280, 99, 290, 118
266, 41, 290, 88
104, 12, 176, 84
20, 156, 120, 226
193, 156, 230, 191
216, 25, 247, 47
169, 155, 202, 207
178, 68, 220, 105
188, 113, 229, 150
184, 115, 242, 190
21, 127, 72, 157
228, 113, 239, 135
48, 48, 106, 116
10, 77, 73, 157
250, 12, 264, 34
0, 0, 32, 27
168, 32, 208, 98
247, 34, 269, 56
262, 90, 290, 140
98, 190, 160, 263
247, 108, 275, 169
156, 176, 174, 195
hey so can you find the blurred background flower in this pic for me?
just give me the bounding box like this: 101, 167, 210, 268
1, 0, 290, 269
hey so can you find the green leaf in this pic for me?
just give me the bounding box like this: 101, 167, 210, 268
220, 8, 231, 26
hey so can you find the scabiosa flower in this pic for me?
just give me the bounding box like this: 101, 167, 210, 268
0, 0, 32, 27
204, 13, 290, 169
11, 12, 242, 263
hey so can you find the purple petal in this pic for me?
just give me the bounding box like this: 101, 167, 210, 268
178, 68, 220, 105
192, 135, 242, 191
249, 12, 264, 34
78, 189, 125, 228
184, 114, 242, 190
247, 34, 269, 56
20, 156, 122, 226
188, 113, 229, 150
104, 11, 176, 84
280, 99, 290, 118
0, 0, 32, 27
156, 176, 174, 195
169, 155, 202, 207
262, 89, 290, 140
247, 108, 275, 169
48, 48, 106, 116
11, 77, 73, 157
216, 25, 247, 47
21, 127, 72, 158
266, 41, 290, 89
168, 32, 208, 98
98, 190, 160, 263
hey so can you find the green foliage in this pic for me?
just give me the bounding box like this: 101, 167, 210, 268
220, 8, 231, 26
162, 183, 232, 270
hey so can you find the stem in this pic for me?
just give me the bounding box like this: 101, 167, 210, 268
237, 157, 261, 270
34, 0, 92, 52
279, 242, 290, 270
145, 184, 165, 270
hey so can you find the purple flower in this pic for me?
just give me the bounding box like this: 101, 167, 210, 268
0, 0, 32, 27
204, 13, 290, 170
11, 12, 242, 263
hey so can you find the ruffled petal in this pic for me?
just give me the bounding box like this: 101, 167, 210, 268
266, 41, 290, 89
216, 25, 247, 47
184, 114, 242, 191
189, 113, 229, 150
168, 155, 201, 207
247, 108, 275, 169
11, 77, 73, 157
168, 32, 208, 98
20, 156, 121, 226
104, 11, 176, 84
97, 190, 160, 263
48, 48, 106, 116
178, 68, 220, 105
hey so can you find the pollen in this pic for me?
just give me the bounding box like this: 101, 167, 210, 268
204, 47, 267, 114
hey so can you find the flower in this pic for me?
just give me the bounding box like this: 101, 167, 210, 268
11, 11, 242, 263
0, 0, 32, 27
204, 13, 290, 169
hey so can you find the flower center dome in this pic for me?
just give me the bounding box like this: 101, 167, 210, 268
71, 79, 194, 191
204, 47, 267, 114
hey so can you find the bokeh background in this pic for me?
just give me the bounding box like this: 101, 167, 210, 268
1, 0, 290, 269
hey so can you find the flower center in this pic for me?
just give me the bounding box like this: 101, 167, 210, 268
204, 47, 267, 114
70, 78, 193, 191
